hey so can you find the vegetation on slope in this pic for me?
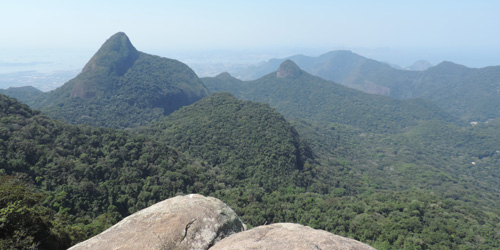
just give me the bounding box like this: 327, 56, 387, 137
29, 32, 208, 128
3, 49, 500, 249
233, 51, 500, 121
3, 91, 500, 249
143, 93, 316, 190
0, 86, 43, 106
203, 61, 460, 134
0, 94, 200, 247
0, 93, 321, 247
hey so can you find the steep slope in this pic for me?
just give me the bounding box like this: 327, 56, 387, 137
32, 32, 208, 128
204, 60, 459, 134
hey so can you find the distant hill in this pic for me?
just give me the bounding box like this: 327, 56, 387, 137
204, 60, 459, 133
0, 86, 43, 105
27, 32, 208, 128
231, 50, 397, 95
406, 60, 433, 71
232, 51, 500, 121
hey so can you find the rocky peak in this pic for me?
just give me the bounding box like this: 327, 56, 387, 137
70, 32, 140, 98
210, 223, 376, 250
68, 194, 376, 250
68, 194, 245, 250
277, 60, 302, 78
81, 32, 139, 75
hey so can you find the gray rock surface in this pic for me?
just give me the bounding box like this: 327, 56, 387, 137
209, 223, 376, 250
68, 194, 245, 250
276, 60, 303, 78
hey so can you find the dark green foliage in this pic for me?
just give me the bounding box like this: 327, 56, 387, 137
202, 62, 500, 249
0, 176, 70, 250
139, 93, 325, 225
144, 93, 316, 191
0, 93, 321, 246
0, 94, 200, 246
0, 86, 44, 106
3, 49, 500, 249
233, 51, 500, 121
27, 32, 208, 129
202, 62, 459, 133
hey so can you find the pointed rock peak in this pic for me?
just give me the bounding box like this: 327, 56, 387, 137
100, 32, 137, 53
277, 60, 302, 78
81, 32, 139, 75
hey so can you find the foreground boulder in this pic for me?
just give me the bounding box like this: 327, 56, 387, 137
69, 194, 245, 250
209, 223, 376, 250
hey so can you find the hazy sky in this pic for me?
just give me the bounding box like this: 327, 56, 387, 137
2, 0, 500, 69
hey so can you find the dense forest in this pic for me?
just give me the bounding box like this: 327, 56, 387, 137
2, 33, 500, 249
3, 92, 500, 249
0, 94, 201, 249
201, 62, 500, 249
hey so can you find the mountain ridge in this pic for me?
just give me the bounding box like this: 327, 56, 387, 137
29, 32, 209, 128
231, 50, 500, 121
204, 60, 460, 133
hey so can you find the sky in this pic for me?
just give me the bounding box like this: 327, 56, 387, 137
1, 0, 500, 73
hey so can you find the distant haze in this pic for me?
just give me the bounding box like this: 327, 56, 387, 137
1, 0, 500, 76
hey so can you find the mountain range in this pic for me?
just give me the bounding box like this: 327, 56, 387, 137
231, 50, 500, 121
203, 60, 459, 133
203, 59, 500, 198
2, 32, 500, 249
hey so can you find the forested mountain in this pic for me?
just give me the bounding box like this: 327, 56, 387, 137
3, 87, 500, 249
203, 60, 459, 133
140, 92, 316, 191
203, 60, 500, 205
231, 50, 398, 92
232, 51, 500, 121
201, 61, 500, 249
0, 86, 43, 104
17, 32, 209, 129
0, 93, 323, 248
3, 38, 500, 249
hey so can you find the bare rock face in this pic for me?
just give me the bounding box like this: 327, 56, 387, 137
68, 194, 245, 250
276, 60, 303, 78
209, 223, 376, 250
